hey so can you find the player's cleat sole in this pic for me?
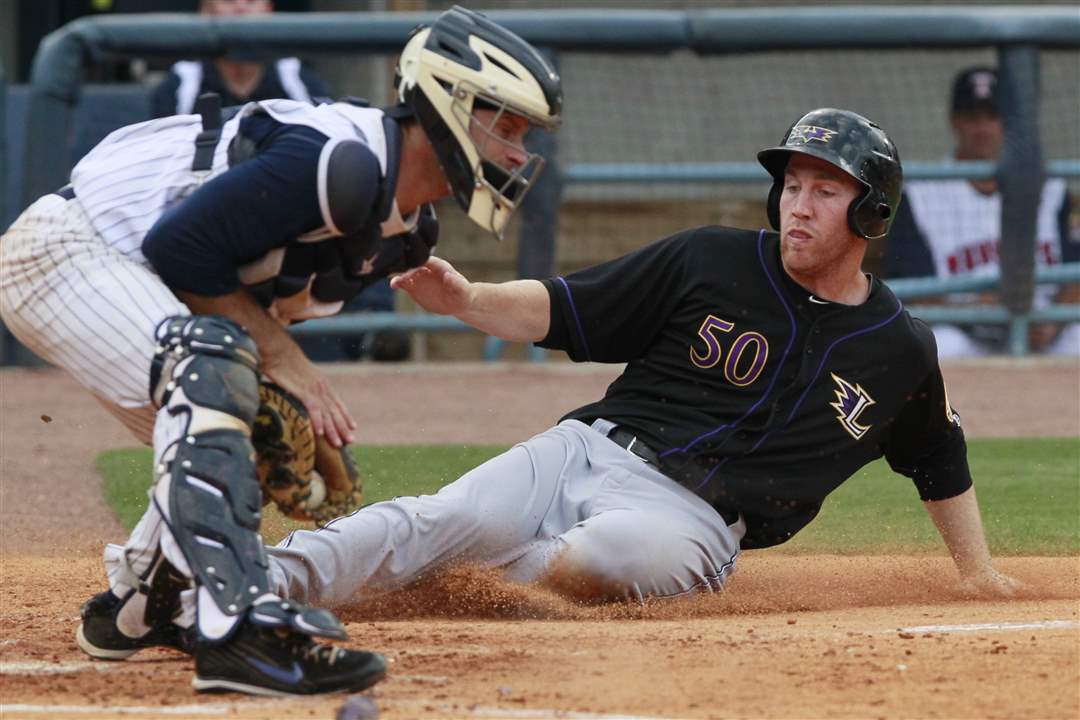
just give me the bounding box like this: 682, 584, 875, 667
75, 590, 193, 661
193, 622, 387, 696
76, 622, 140, 660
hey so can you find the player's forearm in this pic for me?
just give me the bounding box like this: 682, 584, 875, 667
457, 279, 550, 343
176, 289, 299, 365
922, 486, 995, 577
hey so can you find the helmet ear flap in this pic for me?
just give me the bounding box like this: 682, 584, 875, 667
849, 190, 893, 240
766, 179, 783, 231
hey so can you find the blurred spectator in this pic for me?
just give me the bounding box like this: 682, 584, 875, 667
885, 66, 1080, 356
150, 0, 330, 117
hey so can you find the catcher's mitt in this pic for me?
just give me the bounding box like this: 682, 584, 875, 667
252, 381, 363, 524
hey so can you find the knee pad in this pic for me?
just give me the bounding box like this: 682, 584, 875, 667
150, 315, 260, 418
149, 315, 270, 620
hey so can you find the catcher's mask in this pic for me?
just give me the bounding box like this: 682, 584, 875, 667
757, 108, 903, 241
395, 5, 562, 240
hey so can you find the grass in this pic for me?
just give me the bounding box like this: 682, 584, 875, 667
98, 444, 507, 545
97, 437, 1079, 554
780, 437, 1079, 555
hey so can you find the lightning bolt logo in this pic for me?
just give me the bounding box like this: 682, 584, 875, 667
788, 124, 838, 145
829, 373, 876, 440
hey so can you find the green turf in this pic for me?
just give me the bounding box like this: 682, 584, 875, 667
780, 437, 1079, 555
97, 444, 508, 544
97, 437, 1078, 555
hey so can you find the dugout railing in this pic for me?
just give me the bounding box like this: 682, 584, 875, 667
8, 6, 1080, 360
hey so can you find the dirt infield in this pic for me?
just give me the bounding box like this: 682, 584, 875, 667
1, 359, 1078, 719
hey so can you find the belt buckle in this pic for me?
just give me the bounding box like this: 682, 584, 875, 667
612, 428, 656, 466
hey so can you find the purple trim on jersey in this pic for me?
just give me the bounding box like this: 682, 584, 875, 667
785, 296, 905, 426
556, 276, 592, 362
659, 229, 797, 461
743, 294, 906, 458
691, 277, 906, 490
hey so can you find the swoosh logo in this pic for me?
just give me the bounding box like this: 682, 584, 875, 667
360, 253, 380, 275
808, 295, 830, 305
246, 656, 304, 684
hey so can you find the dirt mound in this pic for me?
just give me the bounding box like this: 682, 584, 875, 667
336, 555, 1079, 622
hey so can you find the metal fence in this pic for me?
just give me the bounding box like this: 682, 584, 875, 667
7, 6, 1080, 359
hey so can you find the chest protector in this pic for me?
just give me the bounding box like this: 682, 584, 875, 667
228, 99, 437, 324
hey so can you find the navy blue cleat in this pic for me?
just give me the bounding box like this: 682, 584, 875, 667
192, 621, 387, 696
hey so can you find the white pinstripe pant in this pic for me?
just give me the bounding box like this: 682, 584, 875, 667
1, 194, 201, 634
1, 193, 186, 441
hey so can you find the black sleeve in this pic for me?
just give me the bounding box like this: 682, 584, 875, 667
150, 72, 182, 118
299, 64, 333, 101
142, 122, 382, 297
1058, 192, 1079, 263
538, 231, 693, 363
881, 325, 972, 501
883, 192, 936, 278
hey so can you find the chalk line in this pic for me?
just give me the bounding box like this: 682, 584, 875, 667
896, 620, 1077, 634
0, 661, 113, 675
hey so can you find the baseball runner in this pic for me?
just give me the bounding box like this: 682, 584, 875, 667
263, 109, 1023, 607
0, 7, 561, 696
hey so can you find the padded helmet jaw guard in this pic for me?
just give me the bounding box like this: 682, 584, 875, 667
757, 108, 903, 241
396, 5, 563, 239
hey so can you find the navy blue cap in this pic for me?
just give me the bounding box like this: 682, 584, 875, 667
951, 67, 999, 115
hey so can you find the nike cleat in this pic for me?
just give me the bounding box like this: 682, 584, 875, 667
75, 590, 194, 660
192, 621, 387, 696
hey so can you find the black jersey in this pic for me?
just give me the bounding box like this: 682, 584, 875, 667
150, 59, 331, 118
540, 226, 971, 549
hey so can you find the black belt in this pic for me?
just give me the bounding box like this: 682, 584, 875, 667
606, 427, 660, 466
606, 426, 740, 526
55, 185, 76, 200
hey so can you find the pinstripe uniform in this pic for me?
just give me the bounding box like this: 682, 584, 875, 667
0, 111, 233, 440
0, 99, 426, 635
2, 100, 412, 438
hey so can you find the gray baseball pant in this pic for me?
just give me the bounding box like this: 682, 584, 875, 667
267, 419, 744, 606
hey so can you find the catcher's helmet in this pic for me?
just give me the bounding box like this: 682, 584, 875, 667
757, 108, 903, 241
396, 6, 562, 239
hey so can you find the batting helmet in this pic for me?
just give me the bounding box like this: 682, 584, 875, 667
757, 108, 903, 241
396, 6, 563, 239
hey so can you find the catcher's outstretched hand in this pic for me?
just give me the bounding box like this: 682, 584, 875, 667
390, 257, 473, 316
261, 341, 355, 448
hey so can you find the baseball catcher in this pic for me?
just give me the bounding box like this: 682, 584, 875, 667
0, 4, 561, 697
